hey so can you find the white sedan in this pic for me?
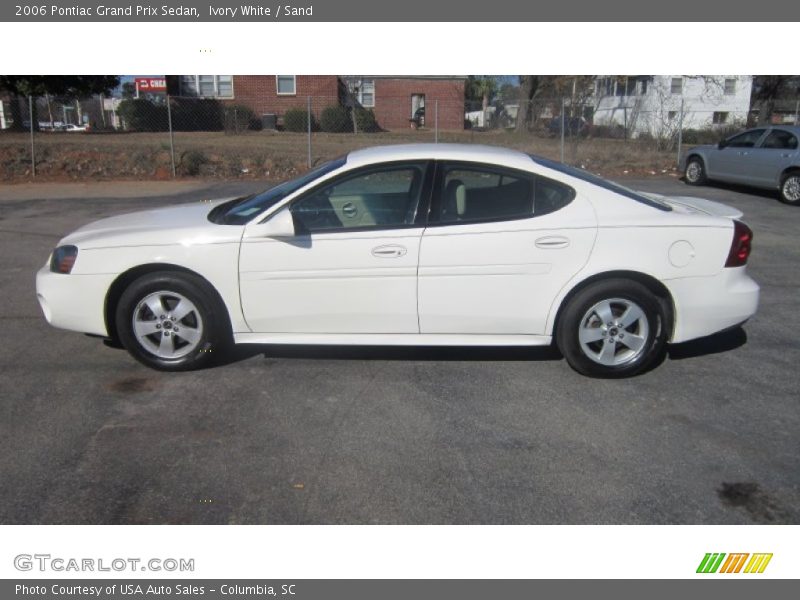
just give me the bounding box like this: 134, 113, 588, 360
36, 144, 759, 377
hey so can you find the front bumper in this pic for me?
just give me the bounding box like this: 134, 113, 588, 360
36, 266, 116, 337
665, 266, 760, 344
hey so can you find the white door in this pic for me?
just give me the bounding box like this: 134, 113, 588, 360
239, 161, 431, 333
418, 163, 597, 334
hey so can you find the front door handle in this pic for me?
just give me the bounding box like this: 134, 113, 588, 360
371, 244, 407, 258
535, 236, 570, 250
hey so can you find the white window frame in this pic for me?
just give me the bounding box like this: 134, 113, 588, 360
276, 75, 297, 96
348, 78, 375, 108
178, 75, 234, 99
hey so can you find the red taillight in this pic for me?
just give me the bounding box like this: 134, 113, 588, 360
725, 220, 752, 268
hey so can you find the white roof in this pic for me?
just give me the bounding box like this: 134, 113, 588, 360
346, 143, 535, 169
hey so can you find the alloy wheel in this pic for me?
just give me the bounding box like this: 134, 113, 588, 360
578, 298, 650, 367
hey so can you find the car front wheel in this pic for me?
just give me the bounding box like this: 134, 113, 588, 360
116, 272, 230, 371
556, 279, 667, 378
684, 157, 707, 185
779, 172, 800, 205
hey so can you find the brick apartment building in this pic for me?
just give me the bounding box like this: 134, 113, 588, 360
165, 75, 467, 130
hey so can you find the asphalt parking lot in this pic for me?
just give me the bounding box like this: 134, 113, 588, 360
1, 176, 798, 525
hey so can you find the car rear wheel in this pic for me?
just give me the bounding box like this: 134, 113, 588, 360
684, 157, 707, 185
556, 279, 667, 378
779, 172, 800, 205
116, 272, 230, 371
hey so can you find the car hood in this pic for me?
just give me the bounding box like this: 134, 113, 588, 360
638, 192, 743, 219
60, 198, 244, 249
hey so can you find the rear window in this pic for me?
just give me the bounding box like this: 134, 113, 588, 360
530, 155, 672, 211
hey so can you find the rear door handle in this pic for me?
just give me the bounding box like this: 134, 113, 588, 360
535, 236, 570, 249
371, 244, 407, 258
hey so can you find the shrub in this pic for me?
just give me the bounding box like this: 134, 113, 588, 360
117, 99, 168, 132
354, 108, 379, 132
223, 104, 261, 133
681, 125, 740, 145
283, 107, 314, 132
591, 124, 627, 139
171, 98, 223, 132
320, 105, 352, 133
180, 150, 207, 176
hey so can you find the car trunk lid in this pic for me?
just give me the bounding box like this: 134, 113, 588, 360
638, 192, 743, 219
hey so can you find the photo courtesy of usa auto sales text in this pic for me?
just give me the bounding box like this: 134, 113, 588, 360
16, 584, 299, 596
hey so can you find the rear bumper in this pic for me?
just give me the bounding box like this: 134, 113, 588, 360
665, 266, 759, 343
36, 266, 115, 337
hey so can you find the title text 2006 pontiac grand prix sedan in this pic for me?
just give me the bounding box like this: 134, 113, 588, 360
36, 144, 759, 377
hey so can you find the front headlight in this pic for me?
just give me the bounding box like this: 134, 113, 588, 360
50, 245, 79, 274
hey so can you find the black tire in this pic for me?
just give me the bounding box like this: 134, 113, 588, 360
778, 171, 800, 205
115, 271, 231, 371
556, 279, 667, 378
684, 156, 707, 186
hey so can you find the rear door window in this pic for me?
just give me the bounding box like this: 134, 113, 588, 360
434, 162, 574, 224
760, 129, 799, 150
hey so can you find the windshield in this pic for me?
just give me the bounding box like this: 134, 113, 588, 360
216, 157, 347, 225
530, 155, 672, 211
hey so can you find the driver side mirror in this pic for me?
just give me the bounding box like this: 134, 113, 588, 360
244, 207, 296, 239
717, 140, 728, 149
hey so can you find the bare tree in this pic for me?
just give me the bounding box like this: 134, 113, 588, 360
515, 76, 541, 132
752, 76, 800, 125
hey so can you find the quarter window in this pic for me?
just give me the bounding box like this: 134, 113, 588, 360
276, 75, 297, 95
761, 129, 799, 150
291, 163, 427, 233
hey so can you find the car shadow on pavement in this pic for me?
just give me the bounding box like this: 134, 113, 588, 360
215, 344, 564, 366
212, 328, 747, 368
666, 326, 747, 360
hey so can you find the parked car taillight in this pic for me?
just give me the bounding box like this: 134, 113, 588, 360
725, 221, 753, 268
50, 245, 78, 274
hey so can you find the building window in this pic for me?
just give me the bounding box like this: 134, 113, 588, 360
670, 77, 683, 95
347, 78, 375, 107
639, 78, 648, 95
724, 78, 736, 96
276, 76, 296, 95
597, 77, 614, 97
668, 111, 678, 121
713, 111, 729, 125
178, 75, 233, 98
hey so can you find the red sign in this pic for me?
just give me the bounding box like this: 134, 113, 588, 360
134, 78, 167, 93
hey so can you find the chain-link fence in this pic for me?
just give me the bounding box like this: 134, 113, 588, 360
2, 92, 799, 182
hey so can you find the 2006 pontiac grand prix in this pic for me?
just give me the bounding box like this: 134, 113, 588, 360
36, 144, 759, 377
